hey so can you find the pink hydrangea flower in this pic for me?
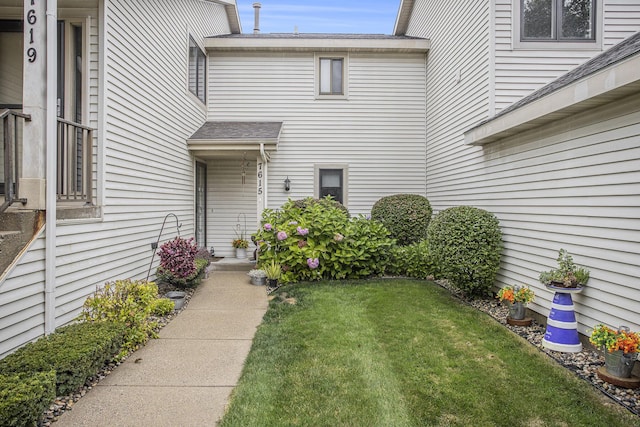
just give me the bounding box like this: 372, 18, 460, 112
277, 231, 288, 241
296, 226, 309, 236
307, 258, 319, 269
334, 233, 344, 242
264, 223, 272, 231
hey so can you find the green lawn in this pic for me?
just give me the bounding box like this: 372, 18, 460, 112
219, 279, 639, 427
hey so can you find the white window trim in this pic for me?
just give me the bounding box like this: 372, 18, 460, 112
314, 164, 348, 208
314, 53, 349, 100
512, 0, 603, 50
187, 33, 207, 106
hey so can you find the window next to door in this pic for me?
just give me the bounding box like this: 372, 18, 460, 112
315, 166, 347, 206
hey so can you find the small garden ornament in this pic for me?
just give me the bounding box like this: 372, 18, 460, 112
590, 324, 640, 387
497, 285, 534, 326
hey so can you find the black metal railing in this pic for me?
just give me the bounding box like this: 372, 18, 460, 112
57, 117, 94, 204
1, 109, 30, 213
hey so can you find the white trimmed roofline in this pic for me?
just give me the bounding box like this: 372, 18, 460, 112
204, 35, 430, 53
466, 46, 640, 146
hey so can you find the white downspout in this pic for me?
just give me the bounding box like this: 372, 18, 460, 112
45, 0, 58, 335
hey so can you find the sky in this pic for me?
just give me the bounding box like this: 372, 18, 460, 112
236, 0, 401, 34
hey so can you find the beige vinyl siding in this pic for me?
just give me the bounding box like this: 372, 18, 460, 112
465, 95, 640, 333
208, 51, 427, 215
0, 235, 45, 358
494, 0, 640, 113
404, 0, 491, 210
0, 0, 231, 357
206, 159, 258, 258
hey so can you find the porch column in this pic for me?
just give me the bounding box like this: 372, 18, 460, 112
257, 156, 266, 226
20, 0, 48, 210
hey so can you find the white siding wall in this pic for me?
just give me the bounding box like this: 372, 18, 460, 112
207, 51, 427, 219
408, 0, 640, 333
494, 0, 640, 113
405, 0, 491, 211
468, 95, 640, 333
206, 158, 258, 258
0, 0, 231, 357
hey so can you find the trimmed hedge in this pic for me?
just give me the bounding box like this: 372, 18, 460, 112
371, 194, 432, 246
387, 240, 438, 279
0, 322, 126, 396
427, 206, 502, 297
291, 197, 349, 215
0, 371, 56, 427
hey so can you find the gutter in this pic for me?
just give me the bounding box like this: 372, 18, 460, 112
45, 0, 57, 335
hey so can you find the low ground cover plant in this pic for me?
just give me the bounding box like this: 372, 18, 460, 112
387, 240, 437, 279
219, 280, 637, 426
371, 194, 432, 246
0, 322, 126, 397
78, 279, 173, 359
427, 206, 502, 297
0, 371, 56, 426
254, 197, 394, 283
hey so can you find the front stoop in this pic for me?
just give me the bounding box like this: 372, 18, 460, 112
0, 210, 44, 275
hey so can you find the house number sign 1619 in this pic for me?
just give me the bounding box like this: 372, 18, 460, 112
26, 0, 37, 63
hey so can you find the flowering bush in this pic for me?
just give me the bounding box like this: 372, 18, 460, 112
253, 197, 394, 283
232, 239, 249, 249
156, 237, 202, 288
496, 285, 535, 304
590, 324, 640, 354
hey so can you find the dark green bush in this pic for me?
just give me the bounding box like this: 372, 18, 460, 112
0, 322, 126, 396
0, 371, 56, 427
387, 240, 438, 279
371, 194, 432, 246
254, 197, 394, 283
427, 206, 502, 297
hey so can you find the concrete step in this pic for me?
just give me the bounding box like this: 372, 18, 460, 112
210, 258, 255, 272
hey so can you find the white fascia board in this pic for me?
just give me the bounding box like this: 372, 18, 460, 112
205, 37, 430, 53
465, 54, 640, 146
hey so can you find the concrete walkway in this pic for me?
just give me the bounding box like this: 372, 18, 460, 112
55, 262, 267, 426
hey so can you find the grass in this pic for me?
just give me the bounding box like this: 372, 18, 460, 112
219, 279, 640, 427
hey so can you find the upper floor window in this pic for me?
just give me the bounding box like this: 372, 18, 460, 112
189, 36, 206, 104
521, 0, 596, 42
319, 58, 343, 95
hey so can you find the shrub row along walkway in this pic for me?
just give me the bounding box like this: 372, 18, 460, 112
56, 263, 267, 426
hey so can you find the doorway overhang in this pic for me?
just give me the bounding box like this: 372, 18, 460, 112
187, 121, 282, 159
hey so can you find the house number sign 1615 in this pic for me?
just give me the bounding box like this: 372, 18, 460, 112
26, 0, 37, 63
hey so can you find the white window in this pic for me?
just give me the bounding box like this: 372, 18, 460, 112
315, 54, 348, 99
520, 0, 596, 42
189, 36, 206, 104
315, 165, 348, 206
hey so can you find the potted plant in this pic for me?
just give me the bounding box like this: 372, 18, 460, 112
539, 248, 590, 289
496, 285, 535, 321
590, 324, 639, 379
232, 238, 250, 259
263, 260, 282, 289
247, 269, 267, 286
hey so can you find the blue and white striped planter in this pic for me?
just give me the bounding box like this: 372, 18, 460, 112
541, 288, 583, 353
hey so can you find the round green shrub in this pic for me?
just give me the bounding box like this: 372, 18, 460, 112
427, 206, 502, 297
371, 194, 432, 246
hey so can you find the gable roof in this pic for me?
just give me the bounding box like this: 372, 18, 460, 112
187, 121, 283, 159
466, 32, 640, 145
394, 0, 416, 36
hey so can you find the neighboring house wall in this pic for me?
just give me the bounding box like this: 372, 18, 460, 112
404, 0, 491, 211
405, 0, 640, 333
206, 49, 427, 257
494, 0, 640, 112
0, 0, 231, 358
